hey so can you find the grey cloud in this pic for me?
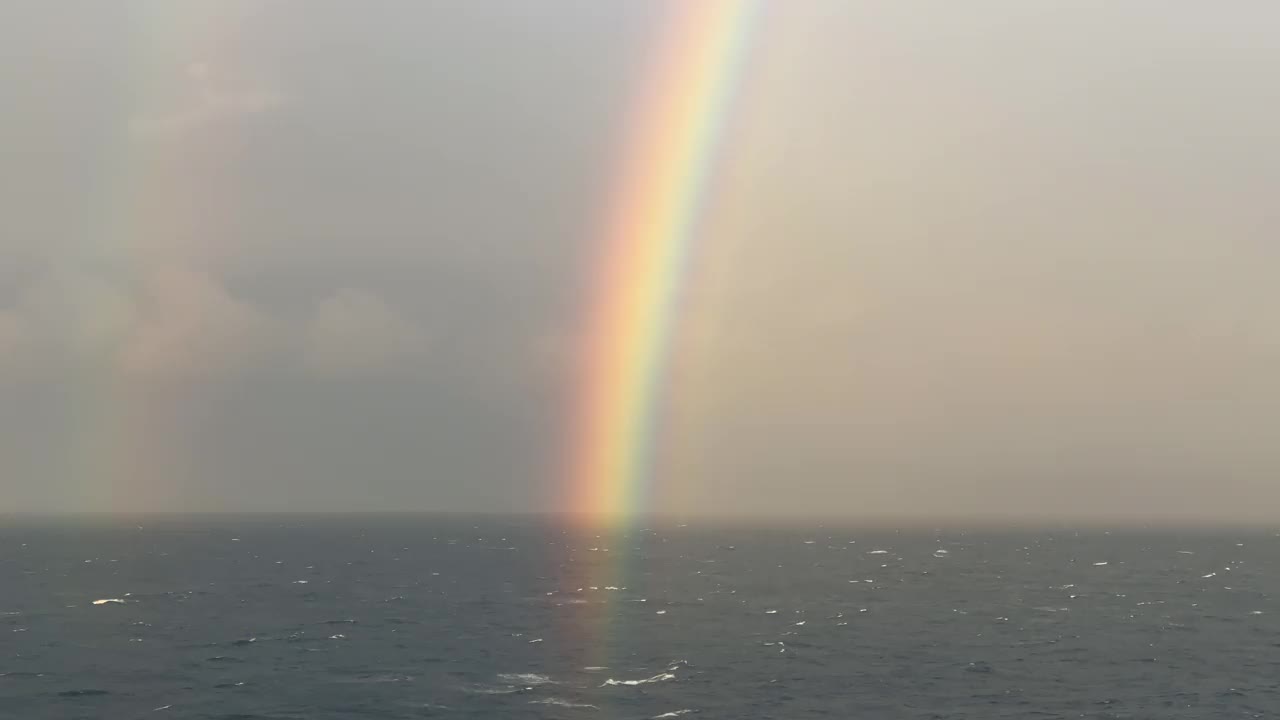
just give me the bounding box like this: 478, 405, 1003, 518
129, 61, 285, 139
118, 266, 272, 378
6, 268, 137, 366
0, 266, 429, 380
302, 288, 429, 377
0, 266, 265, 379
0, 309, 23, 363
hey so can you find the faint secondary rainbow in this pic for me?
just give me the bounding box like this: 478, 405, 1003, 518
63, 5, 250, 512
567, 0, 764, 526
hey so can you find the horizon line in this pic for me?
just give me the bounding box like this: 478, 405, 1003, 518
4, 509, 1279, 530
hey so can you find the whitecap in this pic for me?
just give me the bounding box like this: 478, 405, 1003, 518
1092, 562, 1108, 566
92, 598, 125, 605
498, 673, 554, 686
602, 672, 675, 687
867, 550, 889, 555
652, 711, 695, 718
464, 685, 522, 695
530, 698, 598, 709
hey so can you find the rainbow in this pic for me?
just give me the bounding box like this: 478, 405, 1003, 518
566, 0, 764, 528
64, 5, 253, 512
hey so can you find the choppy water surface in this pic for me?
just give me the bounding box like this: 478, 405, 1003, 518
2, 515, 1279, 718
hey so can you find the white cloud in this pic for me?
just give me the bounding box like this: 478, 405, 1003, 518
303, 288, 428, 377
129, 61, 284, 138
16, 269, 138, 357
0, 265, 271, 380
119, 266, 272, 379
0, 270, 430, 381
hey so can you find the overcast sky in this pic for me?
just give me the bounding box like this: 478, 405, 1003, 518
3, 1, 1280, 521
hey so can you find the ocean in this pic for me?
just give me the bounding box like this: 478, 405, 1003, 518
1, 515, 1277, 719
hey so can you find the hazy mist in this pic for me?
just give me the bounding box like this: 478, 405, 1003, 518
3, 1, 1280, 522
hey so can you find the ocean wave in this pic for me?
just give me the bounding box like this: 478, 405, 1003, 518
497, 673, 554, 686
602, 672, 675, 687
463, 685, 523, 695
530, 698, 599, 709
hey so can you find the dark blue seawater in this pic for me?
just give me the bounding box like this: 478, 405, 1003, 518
2, 515, 1279, 719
